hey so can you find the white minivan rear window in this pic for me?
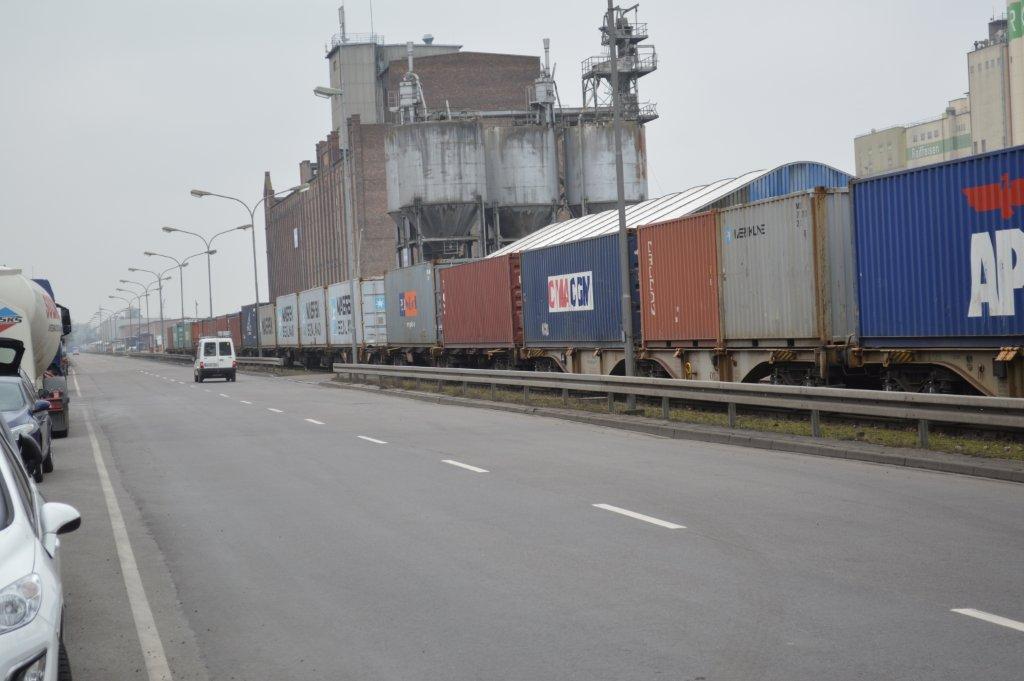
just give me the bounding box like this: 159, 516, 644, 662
218, 341, 232, 356
203, 342, 216, 357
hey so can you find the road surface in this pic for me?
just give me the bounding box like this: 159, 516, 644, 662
44, 354, 1024, 680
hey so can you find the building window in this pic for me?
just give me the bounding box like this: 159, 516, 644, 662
293, 227, 299, 248
974, 141, 979, 153
913, 134, 918, 143
982, 139, 987, 152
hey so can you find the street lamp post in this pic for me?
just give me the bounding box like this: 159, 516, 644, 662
605, 0, 637, 410
143, 251, 210, 322
119, 278, 164, 350
160, 224, 250, 318
129, 265, 177, 351
116, 287, 145, 349
189, 183, 309, 357
108, 295, 133, 351
313, 84, 359, 366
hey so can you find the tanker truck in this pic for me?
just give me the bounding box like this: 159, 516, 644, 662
0, 267, 72, 436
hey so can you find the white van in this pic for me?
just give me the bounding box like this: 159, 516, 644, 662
194, 337, 237, 382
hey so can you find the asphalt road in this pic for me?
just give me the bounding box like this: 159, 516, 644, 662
41, 354, 1024, 680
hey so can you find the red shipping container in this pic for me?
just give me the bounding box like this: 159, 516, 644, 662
638, 211, 721, 345
190, 321, 203, 348
440, 254, 522, 347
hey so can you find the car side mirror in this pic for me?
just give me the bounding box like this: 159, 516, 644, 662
41, 502, 80, 557
42, 502, 81, 536
59, 305, 73, 336
31, 399, 50, 415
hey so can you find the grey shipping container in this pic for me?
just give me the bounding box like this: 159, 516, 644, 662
276, 293, 299, 347
718, 188, 856, 344
385, 262, 464, 346
258, 303, 276, 348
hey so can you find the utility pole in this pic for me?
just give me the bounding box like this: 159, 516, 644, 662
607, 0, 637, 406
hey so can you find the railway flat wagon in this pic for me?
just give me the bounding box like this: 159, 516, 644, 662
852, 145, 1024, 395
638, 189, 857, 385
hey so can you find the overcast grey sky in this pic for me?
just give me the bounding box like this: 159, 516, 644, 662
0, 0, 992, 323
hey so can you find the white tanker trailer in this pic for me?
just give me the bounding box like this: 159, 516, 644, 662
0, 267, 71, 436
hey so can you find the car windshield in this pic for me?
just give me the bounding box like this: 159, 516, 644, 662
0, 382, 27, 411
203, 342, 216, 357
219, 341, 231, 356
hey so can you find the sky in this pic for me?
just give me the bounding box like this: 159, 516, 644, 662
0, 0, 995, 325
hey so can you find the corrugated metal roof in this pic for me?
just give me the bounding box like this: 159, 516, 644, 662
489, 161, 850, 256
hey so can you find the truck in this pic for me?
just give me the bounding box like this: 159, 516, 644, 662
0, 267, 73, 437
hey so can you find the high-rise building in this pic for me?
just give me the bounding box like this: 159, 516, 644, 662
855, 8, 1018, 177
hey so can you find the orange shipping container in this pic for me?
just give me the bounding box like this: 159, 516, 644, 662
638, 211, 720, 345
440, 254, 522, 347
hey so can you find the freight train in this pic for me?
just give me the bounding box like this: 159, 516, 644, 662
167, 148, 1024, 397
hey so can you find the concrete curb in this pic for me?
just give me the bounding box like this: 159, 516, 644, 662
321, 379, 1024, 484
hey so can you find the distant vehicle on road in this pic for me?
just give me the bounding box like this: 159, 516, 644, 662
194, 336, 236, 383
0, 413, 79, 681
0, 339, 52, 481
70, 347, 79, 356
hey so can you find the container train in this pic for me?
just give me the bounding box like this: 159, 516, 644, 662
167, 147, 1024, 397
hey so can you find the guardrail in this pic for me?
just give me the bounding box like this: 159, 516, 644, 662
124, 352, 284, 367
332, 363, 1024, 448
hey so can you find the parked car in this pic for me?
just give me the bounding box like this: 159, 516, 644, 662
0, 415, 79, 680
70, 348, 79, 356
194, 336, 237, 382
0, 341, 52, 481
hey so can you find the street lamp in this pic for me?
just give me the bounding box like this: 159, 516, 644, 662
161, 224, 249, 317
116, 287, 145, 347
311, 84, 359, 364
190, 183, 309, 356
120, 279, 158, 350
129, 265, 177, 351
108, 295, 133, 351
142, 251, 205, 323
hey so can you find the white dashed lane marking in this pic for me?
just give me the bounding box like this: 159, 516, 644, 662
592, 504, 685, 530
305, 418, 325, 425
357, 435, 387, 445
267, 408, 283, 413
442, 460, 489, 473
951, 608, 1024, 633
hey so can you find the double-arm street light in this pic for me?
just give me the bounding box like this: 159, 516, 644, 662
128, 265, 178, 351
119, 278, 164, 350
108, 295, 133, 350
160, 225, 249, 318
143, 251, 209, 322
189, 183, 309, 356
116, 287, 146, 348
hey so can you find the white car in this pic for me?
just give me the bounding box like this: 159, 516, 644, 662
0, 417, 80, 681
193, 337, 237, 383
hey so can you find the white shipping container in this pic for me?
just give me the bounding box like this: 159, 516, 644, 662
258, 303, 276, 348
299, 287, 328, 346
327, 278, 388, 347
276, 293, 299, 347
360, 277, 387, 345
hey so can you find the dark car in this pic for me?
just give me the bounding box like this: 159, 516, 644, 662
0, 339, 52, 481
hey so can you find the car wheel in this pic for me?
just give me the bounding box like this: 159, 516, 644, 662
58, 639, 73, 680
42, 453, 54, 473
193, 372, 199, 383
197, 372, 204, 383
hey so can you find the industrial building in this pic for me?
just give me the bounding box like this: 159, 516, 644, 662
855, 3, 1024, 176
264, 4, 658, 299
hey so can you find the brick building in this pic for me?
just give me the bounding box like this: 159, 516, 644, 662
264, 45, 540, 300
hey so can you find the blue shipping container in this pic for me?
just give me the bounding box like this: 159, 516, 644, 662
853, 145, 1024, 347
241, 303, 258, 348
521, 232, 638, 347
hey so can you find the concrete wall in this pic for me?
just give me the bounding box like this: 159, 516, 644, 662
854, 127, 906, 176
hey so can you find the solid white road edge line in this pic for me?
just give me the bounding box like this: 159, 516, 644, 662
305, 418, 325, 425
267, 408, 283, 413
592, 503, 685, 530
442, 459, 489, 473
951, 608, 1024, 633
84, 409, 174, 681
357, 435, 387, 444
71, 370, 81, 397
